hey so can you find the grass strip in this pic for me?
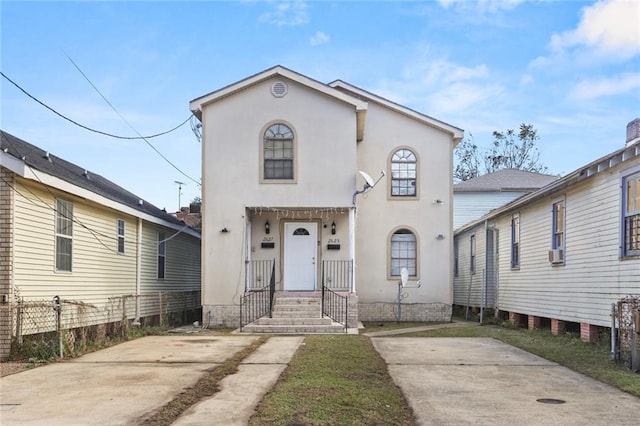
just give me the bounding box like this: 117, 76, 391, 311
140, 336, 269, 426
396, 323, 640, 397
249, 335, 417, 426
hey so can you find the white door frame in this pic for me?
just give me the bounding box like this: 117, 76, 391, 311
283, 222, 318, 291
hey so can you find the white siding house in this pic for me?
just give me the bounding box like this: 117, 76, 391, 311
190, 66, 463, 330
0, 131, 201, 359
454, 119, 640, 342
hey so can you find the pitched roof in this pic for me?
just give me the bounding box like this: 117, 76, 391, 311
1, 130, 196, 233
454, 168, 559, 193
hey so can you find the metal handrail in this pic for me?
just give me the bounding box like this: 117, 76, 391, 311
322, 260, 353, 292
240, 259, 276, 331
321, 264, 348, 333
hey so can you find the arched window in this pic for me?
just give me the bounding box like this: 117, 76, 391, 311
390, 228, 417, 277
263, 123, 294, 180
391, 148, 417, 197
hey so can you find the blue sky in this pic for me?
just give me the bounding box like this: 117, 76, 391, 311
2, 0, 639, 212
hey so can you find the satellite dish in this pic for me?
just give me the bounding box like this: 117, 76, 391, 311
400, 267, 409, 287
359, 171, 375, 188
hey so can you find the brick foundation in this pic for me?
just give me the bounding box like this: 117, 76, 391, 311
551, 319, 566, 335
580, 323, 598, 343
528, 315, 541, 330
508, 312, 521, 325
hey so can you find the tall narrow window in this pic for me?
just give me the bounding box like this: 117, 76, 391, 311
453, 239, 459, 277
55, 199, 73, 271
117, 219, 125, 254
470, 234, 476, 275
552, 200, 565, 249
157, 232, 166, 279
511, 214, 520, 269
390, 229, 417, 277
623, 171, 640, 257
391, 148, 417, 197
263, 123, 294, 180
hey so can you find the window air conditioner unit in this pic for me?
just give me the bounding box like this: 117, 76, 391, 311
548, 249, 564, 264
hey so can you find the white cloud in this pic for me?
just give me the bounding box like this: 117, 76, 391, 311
310, 31, 329, 46
259, 1, 309, 27
569, 72, 640, 100
437, 0, 524, 12
551, 0, 640, 59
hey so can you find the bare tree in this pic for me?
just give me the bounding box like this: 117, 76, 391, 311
454, 123, 548, 182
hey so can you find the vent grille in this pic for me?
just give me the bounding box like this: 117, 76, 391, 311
271, 81, 288, 98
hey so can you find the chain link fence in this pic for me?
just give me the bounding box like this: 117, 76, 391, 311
614, 295, 640, 371
7, 290, 200, 360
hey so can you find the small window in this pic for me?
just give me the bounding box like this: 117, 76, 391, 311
157, 232, 166, 279
470, 234, 476, 275
390, 148, 417, 197
511, 214, 520, 269
55, 199, 73, 272
453, 239, 459, 277
293, 228, 310, 236
390, 229, 417, 276
552, 200, 565, 250
622, 170, 640, 257
263, 123, 294, 180
117, 219, 125, 254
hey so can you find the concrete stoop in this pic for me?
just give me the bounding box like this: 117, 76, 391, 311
242, 295, 347, 334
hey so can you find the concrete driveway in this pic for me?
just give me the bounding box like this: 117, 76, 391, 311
372, 337, 640, 426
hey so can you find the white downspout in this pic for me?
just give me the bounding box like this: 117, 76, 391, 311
349, 207, 356, 293
134, 217, 142, 324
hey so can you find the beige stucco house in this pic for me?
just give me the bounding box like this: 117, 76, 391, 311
0, 131, 201, 359
190, 66, 463, 330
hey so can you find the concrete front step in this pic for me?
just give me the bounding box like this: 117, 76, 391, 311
272, 304, 320, 312
242, 323, 346, 334
254, 317, 332, 326
271, 311, 321, 319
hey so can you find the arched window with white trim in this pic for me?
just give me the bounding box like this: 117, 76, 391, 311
390, 228, 417, 277
263, 123, 294, 180
390, 148, 417, 197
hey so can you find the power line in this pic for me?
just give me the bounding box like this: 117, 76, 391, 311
0, 71, 191, 140
63, 55, 201, 186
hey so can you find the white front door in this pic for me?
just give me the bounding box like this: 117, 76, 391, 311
284, 222, 317, 290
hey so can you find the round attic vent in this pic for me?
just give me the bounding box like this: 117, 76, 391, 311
271, 81, 288, 98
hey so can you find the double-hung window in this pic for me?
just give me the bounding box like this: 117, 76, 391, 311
623, 170, 640, 257
453, 239, 459, 277
390, 229, 417, 277
157, 232, 166, 279
390, 148, 417, 197
511, 214, 520, 269
117, 219, 125, 254
552, 199, 565, 250
55, 199, 73, 271
263, 123, 294, 180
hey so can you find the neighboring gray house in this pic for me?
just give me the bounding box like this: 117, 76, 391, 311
454, 169, 559, 229
453, 119, 640, 343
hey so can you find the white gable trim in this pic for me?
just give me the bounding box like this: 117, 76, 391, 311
329, 80, 464, 142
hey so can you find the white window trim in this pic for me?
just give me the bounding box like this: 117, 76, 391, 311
511, 213, 520, 270
388, 146, 419, 200
621, 166, 640, 258
388, 227, 419, 279
470, 233, 476, 275
259, 121, 298, 184
117, 219, 125, 255
157, 232, 166, 279
55, 199, 73, 273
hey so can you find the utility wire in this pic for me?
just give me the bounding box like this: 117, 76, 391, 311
0, 71, 191, 141
62, 55, 201, 186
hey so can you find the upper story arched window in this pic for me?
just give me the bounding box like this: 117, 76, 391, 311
263, 123, 294, 181
390, 148, 417, 197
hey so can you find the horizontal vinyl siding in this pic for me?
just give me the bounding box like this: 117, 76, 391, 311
13, 179, 138, 306
453, 224, 488, 307
454, 192, 525, 229
497, 165, 640, 327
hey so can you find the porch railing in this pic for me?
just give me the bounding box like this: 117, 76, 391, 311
321, 285, 348, 333
240, 260, 276, 331
247, 259, 275, 291
322, 260, 353, 292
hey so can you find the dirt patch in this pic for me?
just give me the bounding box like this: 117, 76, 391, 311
0, 362, 31, 377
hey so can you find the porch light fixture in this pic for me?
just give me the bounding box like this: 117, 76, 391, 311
265, 220, 270, 234
331, 221, 336, 235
